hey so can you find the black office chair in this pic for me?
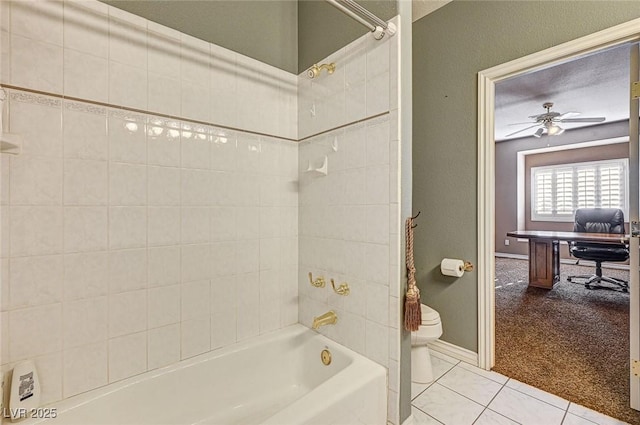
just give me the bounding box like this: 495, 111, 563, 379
567, 208, 629, 292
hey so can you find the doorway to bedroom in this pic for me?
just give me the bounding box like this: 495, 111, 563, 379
490, 43, 638, 423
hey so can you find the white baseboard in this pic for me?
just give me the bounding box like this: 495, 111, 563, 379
495, 252, 629, 271
495, 252, 527, 260
428, 339, 478, 366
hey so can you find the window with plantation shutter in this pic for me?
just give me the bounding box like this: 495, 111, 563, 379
576, 167, 596, 209
531, 159, 628, 222
600, 165, 624, 208
555, 168, 573, 216
534, 170, 553, 216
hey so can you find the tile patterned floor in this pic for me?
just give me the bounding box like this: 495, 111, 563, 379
410, 351, 630, 425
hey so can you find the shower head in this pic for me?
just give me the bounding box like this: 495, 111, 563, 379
307, 67, 320, 79
307, 63, 336, 79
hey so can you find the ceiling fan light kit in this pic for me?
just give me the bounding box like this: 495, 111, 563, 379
505, 102, 605, 139
545, 122, 564, 136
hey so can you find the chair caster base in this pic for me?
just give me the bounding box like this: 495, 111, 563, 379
568, 274, 628, 293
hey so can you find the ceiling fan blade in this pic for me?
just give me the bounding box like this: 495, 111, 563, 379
508, 121, 537, 126
559, 117, 606, 123
504, 124, 540, 138
558, 111, 580, 119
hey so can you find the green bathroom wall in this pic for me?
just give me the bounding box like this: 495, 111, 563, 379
297, 0, 397, 73
102, 0, 398, 75
412, 1, 640, 352
397, 1, 413, 422
101, 0, 299, 73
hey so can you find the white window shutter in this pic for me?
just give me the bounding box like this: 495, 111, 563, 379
555, 169, 573, 215
576, 167, 596, 209
534, 170, 553, 216
599, 165, 623, 208
530, 158, 628, 222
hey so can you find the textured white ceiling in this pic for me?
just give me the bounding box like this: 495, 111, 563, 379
495, 44, 630, 141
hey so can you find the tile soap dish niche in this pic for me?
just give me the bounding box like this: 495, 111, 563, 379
305, 155, 328, 176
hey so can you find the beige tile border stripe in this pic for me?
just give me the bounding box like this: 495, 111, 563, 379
1, 84, 389, 143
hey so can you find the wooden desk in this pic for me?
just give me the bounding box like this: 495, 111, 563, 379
506, 230, 628, 289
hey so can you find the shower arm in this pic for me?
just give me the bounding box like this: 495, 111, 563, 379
325, 0, 396, 40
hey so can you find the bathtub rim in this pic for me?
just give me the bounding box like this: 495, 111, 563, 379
19, 324, 386, 424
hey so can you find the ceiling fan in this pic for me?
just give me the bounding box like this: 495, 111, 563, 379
505, 102, 606, 138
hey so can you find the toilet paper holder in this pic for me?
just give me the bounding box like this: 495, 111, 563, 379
440, 258, 474, 277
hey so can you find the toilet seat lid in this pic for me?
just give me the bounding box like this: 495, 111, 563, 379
421, 304, 441, 323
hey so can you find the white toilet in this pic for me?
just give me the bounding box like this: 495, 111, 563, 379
411, 304, 443, 384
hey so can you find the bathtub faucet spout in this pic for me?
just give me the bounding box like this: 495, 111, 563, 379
312, 310, 338, 330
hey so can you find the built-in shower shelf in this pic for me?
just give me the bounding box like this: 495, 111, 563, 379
305, 156, 328, 176
0, 133, 21, 155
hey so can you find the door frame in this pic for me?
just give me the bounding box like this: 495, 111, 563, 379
477, 17, 640, 409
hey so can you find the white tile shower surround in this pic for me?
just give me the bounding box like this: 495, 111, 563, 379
0, 1, 407, 423
0, 0, 300, 408
0, 0, 297, 140
297, 27, 392, 140
296, 17, 402, 424
411, 351, 630, 425
0, 87, 299, 403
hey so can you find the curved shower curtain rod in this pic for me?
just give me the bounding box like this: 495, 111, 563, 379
325, 0, 396, 40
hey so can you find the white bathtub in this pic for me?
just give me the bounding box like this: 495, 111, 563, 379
21, 325, 387, 425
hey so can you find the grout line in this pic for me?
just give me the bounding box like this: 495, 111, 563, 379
4, 81, 12, 362
475, 408, 523, 425
297, 111, 390, 142
454, 361, 509, 385
430, 380, 486, 411
415, 381, 486, 412
560, 408, 569, 424
563, 401, 608, 425
563, 404, 603, 425
410, 404, 445, 425
410, 384, 429, 402
60, 26, 68, 396
470, 377, 513, 425
413, 363, 547, 425
105, 68, 111, 384
144, 104, 150, 372
504, 378, 570, 412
